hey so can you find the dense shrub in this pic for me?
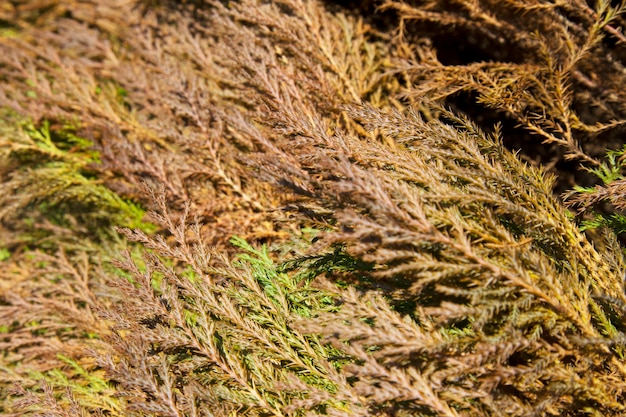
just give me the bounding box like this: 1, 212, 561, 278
2, 0, 626, 415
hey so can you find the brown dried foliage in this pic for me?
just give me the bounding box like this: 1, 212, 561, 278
2, 0, 626, 416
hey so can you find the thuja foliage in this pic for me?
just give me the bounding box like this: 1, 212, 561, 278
2, 0, 626, 416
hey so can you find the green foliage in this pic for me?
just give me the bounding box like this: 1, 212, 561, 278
19, 354, 124, 415
0, 113, 155, 245
589, 147, 626, 185
232, 236, 339, 319
579, 212, 626, 234
102, 218, 348, 415
567, 145, 626, 235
